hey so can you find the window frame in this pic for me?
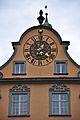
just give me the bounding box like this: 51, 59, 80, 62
49, 85, 71, 116
54, 60, 68, 75
13, 61, 26, 75
9, 85, 30, 117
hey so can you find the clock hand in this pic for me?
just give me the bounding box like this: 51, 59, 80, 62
40, 51, 44, 55
40, 44, 44, 49
37, 48, 42, 51
36, 47, 44, 55
36, 51, 43, 55
45, 53, 49, 57
37, 44, 44, 53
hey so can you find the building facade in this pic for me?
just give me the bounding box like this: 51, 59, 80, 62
0, 10, 80, 120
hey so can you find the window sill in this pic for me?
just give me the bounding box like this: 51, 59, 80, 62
49, 114, 72, 117
8, 115, 30, 117
12, 73, 27, 75
54, 73, 68, 75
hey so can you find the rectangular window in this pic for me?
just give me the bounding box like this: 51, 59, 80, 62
55, 61, 67, 74
51, 93, 70, 115
13, 61, 26, 74
10, 93, 29, 116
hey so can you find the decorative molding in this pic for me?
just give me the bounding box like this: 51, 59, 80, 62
10, 84, 30, 92
49, 84, 71, 116
9, 84, 30, 116
49, 84, 70, 92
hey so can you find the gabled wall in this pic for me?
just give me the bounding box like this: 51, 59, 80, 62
0, 26, 80, 78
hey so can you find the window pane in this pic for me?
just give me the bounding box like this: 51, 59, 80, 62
20, 95, 28, 114
61, 94, 68, 101
11, 95, 19, 115
20, 63, 25, 73
52, 94, 59, 101
56, 63, 60, 73
53, 107, 59, 115
62, 63, 66, 73
15, 63, 19, 73
53, 101, 59, 108
52, 94, 59, 115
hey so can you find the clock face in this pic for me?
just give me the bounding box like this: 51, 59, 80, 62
23, 34, 58, 66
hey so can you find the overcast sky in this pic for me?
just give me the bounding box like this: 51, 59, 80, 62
0, 0, 80, 66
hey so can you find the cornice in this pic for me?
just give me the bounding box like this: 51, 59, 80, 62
0, 77, 80, 84
19, 25, 63, 44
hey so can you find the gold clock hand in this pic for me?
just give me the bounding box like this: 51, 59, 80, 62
37, 48, 41, 51
45, 53, 49, 57
40, 51, 44, 55
40, 44, 44, 49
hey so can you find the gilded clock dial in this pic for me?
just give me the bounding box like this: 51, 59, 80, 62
23, 35, 58, 66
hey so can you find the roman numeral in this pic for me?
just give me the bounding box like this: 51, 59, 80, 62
26, 54, 31, 60
27, 43, 31, 45
31, 36, 36, 42
50, 42, 54, 46
46, 36, 49, 42
31, 59, 36, 64
38, 35, 43, 41
24, 49, 30, 52
46, 59, 50, 62
49, 54, 55, 60
38, 60, 42, 66
51, 48, 57, 52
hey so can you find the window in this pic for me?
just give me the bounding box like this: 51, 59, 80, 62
55, 61, 67, 74
11, 93, 29, 115
9, 84, 30, 116
52, 93, 69, 115
13, 61, 26, 74
49, 84, 70, 116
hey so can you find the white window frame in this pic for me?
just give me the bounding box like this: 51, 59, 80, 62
10, 93, 29, 116
51, 93, 69, 115
9, 85, 30, 116
13, 61, 26, 74
55, 60, 67, 74
49, 85, 70, 116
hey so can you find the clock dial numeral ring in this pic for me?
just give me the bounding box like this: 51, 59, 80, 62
23, 35, 58, 66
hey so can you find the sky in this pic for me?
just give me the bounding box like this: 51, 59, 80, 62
0, 0, 80, 66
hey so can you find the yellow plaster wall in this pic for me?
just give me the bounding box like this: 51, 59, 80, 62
0, 28, 79, 78
0, 84, 80, 120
